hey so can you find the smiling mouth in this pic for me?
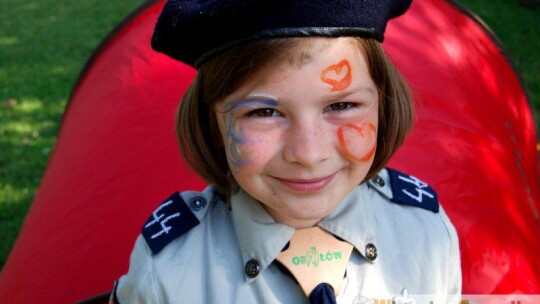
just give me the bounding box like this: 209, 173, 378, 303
272, 172, 338, 193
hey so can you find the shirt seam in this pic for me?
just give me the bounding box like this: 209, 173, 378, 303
143, 239, 162, 304
438, 205, 455, 297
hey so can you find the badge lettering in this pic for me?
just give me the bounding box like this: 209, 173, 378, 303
291, 246, 343, 267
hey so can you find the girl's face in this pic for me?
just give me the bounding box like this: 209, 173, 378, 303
215, 38, 378, 228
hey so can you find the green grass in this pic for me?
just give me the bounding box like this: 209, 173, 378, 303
0, 0, 145, 271
0, 0, 538, 272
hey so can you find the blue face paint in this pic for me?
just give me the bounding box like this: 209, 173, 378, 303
222, 98, 279, 167
225, 98, 279, 112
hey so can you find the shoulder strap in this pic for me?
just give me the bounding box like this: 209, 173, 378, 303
369, 168, 439, 213
141, 192, 200, 255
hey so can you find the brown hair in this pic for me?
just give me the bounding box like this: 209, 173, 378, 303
176, 37, 413, 202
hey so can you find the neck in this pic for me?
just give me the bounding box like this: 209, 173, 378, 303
263, 206, 323, 228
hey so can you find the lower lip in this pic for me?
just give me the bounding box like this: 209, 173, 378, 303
274, 173, 337, 193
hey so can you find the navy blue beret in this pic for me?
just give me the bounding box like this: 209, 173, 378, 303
151, 0, 413, 67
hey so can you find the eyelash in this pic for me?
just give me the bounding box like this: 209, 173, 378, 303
324, 102, 359, 113
246, 108, 281, 118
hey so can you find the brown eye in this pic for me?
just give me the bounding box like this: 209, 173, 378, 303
248, 108, 280, 117
325, 102, 356, 112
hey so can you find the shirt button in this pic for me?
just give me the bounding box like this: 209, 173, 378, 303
189, 196, 207, 211
365, 243, 377, 261
244, 259, 260, 278
373, 175, 385, 187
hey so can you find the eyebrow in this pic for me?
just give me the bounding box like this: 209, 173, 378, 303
326, 86, 377, 103
225, 96, 280, 112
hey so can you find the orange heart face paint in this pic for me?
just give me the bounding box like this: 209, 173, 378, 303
337, 123, 377, 162
320, 60, 352, 92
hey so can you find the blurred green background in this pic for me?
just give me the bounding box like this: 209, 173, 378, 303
0, 0, 539, 271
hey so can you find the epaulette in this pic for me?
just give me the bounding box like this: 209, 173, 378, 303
368, 168, 439, 213
141, 191, 210, 255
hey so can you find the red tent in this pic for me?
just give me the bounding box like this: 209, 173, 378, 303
1, 0, 538, 302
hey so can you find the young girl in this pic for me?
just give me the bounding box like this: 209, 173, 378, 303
113, 1, 461, 303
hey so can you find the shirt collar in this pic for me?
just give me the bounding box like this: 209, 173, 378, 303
231, 189, 295, 282
318, 183, 378, 263
232, 183, 378, 282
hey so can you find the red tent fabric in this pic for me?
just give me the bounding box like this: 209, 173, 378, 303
0, 0, 538, 302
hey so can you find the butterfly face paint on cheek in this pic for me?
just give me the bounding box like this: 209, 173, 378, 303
222, 98, 279, 168
337, 123, 377, 162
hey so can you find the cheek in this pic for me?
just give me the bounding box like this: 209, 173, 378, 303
337, 122, 377, 163
225, 125, 279, 171
222, 114, 249, 168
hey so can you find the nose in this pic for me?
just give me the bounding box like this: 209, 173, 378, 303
282, 118, 332, 168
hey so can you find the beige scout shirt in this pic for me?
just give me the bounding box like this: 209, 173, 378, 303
114, 168, 461, 304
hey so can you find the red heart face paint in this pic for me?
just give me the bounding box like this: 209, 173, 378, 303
320, 60, 352, 92
337, 123, 377, 162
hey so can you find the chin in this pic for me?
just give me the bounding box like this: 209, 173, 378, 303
290, 199, 337, 219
